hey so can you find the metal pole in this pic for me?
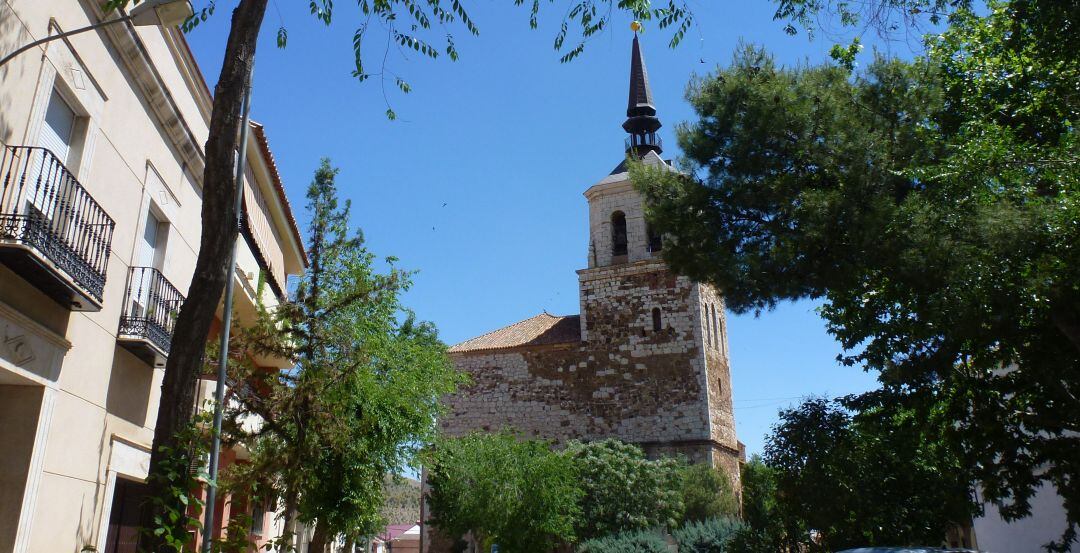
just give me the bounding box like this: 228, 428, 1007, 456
201, 70, 254, 553
0, 18, 129, 68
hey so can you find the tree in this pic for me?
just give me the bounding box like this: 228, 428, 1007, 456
727, 456, 785, 553
759, 396, 976, 550
679, 463, 739, 524
633, 2, 1079, 548
95, 0, 694, 547
219, 159, 462, 550
425, 431, 583, 552
564, 439, 684, 540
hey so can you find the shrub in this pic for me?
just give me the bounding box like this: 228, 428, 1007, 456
679, 464, 739, 523
576, 529, 671, 553
673, 518, 745, 553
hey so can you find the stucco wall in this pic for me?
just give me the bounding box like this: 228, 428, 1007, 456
0, 1, 301, 551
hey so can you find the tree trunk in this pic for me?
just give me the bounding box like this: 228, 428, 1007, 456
280, 487, 300, 553
308, 519, 331, 553
140, 0, 268, 550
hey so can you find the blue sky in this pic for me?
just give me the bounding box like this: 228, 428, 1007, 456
183, 1, 922, 456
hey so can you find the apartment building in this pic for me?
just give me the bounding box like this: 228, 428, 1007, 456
0, 1, 306, 552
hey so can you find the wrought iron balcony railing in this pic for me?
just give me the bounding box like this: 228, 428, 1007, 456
118, 266, 184, 365
0, 146, 115, 309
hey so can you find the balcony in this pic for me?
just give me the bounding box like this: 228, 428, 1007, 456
625, 132, 663, 153
118, 266, 184, 367
0, 146, 115, 311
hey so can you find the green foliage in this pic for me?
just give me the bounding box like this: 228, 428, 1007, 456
564, 439, 683, 540
772, 0, 972, 37
106, 0, 693, 118
736, 457, 779, 540
576, 529, 671, 553
426, 431, 583, 552
223, 158, 463, 546
672, 518, 745, 553
679, 464, 739, 524
634, 3, 1079, 549
143, 410, 210, 552
750, 396, 973, 550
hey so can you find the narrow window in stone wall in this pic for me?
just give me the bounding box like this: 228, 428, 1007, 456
652, 307, 662, 332
611, 211, 628, 257
704, 304, 713, 346
711, 304, 720, 351
718, 316, 727, 356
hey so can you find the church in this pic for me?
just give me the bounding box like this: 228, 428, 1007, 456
425, 34, 743, 549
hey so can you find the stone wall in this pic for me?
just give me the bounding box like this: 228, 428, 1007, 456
441, 261, 715, 450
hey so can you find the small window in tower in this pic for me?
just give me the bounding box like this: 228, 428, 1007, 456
647, 224, 663, 253
704, 305, 712, 346
652, 307, 662, 332
711, 304, 720, 351
611, 211, 628, 257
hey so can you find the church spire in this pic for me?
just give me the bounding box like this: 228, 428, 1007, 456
622, 33, 662, 157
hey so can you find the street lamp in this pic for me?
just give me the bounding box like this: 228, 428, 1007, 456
0, 0, 194, 68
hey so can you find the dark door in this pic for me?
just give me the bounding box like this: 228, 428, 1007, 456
104, 477, 151, 553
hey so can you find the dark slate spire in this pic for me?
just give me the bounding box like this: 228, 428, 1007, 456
623, 33, 662, 157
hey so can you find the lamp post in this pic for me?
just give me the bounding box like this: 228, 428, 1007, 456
0, 0, 194, 68
200, 71, 255, 553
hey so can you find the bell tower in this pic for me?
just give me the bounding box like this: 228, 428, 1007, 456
576, 33, 741, 478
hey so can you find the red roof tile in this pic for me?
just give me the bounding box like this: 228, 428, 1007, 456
449, 313, 581, 353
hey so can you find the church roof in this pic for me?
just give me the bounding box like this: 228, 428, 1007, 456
448, 313, 581, 353
608, 149, 672, 176
627, 33, 655, 116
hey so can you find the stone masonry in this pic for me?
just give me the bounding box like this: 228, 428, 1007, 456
421, 35, 742, 553
438, 153, 741, 480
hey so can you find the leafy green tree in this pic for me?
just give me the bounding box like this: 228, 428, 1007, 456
426, 431, 583, 552
565, 439, 684, 540
634, 2, 1079, 548
97, 0, 694, 547
221, 159, 462, 550
738, 456, 777, 537
679, 464, 739, 524
755, 396, 976, 550
727, 456, 784, 553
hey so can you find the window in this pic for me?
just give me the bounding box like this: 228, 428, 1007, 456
711, 304, 720, 351
647, 224, 663, 253
40, 88, 76, 166
250, 498, 267, 536
27, 89, 78, 219
652, 307, 662, 332
137, 210, 164, 270
704, 305, 712, 346
611, 211, 628, 257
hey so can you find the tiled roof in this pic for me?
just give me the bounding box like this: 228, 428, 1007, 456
250, 121, 309, 268
448, 313, 581, 353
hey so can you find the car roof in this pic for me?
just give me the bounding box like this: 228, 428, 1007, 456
838, 549, 983, 553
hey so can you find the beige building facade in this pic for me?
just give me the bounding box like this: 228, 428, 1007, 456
0, 1, 305, 551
